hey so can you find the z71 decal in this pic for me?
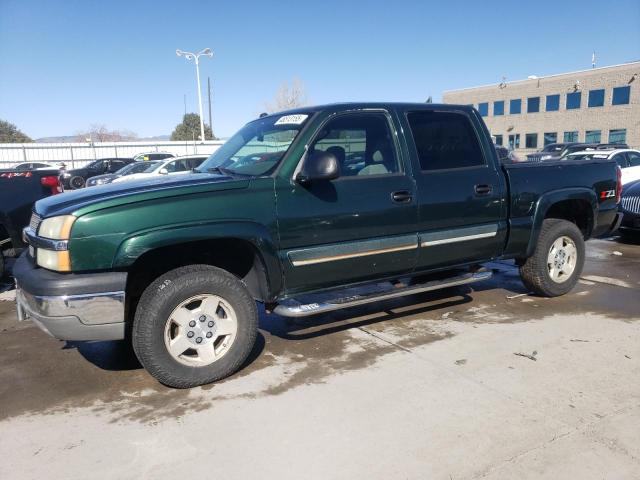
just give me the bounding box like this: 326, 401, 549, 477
600, 189, 615, 199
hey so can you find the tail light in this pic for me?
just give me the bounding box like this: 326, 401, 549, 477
615, 166, 622, 203
41, 175, 62, 195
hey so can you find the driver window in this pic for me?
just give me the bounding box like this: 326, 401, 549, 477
165, 160, 185, 173
310, 113, 399, 177
626, 152, 640, 167
613, 154, 628, 169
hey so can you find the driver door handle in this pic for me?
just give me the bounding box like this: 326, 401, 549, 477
474, 184, 493, 196
391, 190, 413, 204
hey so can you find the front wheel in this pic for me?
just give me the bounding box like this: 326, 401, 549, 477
132, 265, 258, 388
519, 219, 585, 297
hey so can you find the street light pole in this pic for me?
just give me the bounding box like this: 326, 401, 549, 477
176, 48, 213, 143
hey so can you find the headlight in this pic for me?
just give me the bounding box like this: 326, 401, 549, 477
62, 172, 71, 178
37, 249, 71, 271
39, 215, 76, 240
541, 154, 552, 160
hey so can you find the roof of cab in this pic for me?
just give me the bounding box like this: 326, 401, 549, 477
257, 102, 475, 119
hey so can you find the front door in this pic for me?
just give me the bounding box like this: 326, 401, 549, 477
402, 109, 507, 271
276, 111, 419, 294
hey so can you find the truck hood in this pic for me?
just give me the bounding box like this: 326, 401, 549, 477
35, 172, 250, 217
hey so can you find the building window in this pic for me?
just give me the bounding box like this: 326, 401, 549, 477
493, 101, 504, 116
509, 99, 521, 114
612, 86, 630, 105
508, 134, 520, 149
585, 130, 601, 143
546, 94, 560, 111
494, 134, 503, 146
609, 129, 627, 144
477, 102, 489, 117
544, 132, 558, 146
527, 97, 540, 113
525, 133, 538, 148
588, 89, 605, 107
566, 92, 581, 109
564, 131, 579, 142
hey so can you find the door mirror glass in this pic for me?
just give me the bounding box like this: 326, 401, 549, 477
297, 151, 340, 183
159, 168, 169, 175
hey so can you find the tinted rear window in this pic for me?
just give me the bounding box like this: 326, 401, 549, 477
407, 111, 485, 170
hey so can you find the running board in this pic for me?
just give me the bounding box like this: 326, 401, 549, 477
273, 270, 492, 318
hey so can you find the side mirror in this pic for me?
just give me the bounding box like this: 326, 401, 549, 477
159, 168, 169, 175
296, 151, 340, 183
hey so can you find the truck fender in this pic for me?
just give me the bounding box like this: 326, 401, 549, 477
113, 221, 283, 300
525, 188, 597, 258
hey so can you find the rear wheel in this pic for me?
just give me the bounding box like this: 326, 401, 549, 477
132, 265, 258, 388
69, 176, 85, 189
519, 219, 585, 297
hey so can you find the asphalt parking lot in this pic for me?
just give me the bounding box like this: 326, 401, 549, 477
0, 236, 639, 479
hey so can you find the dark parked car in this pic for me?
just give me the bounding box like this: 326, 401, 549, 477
526, 143, 598, 162
86, 160, 163, 187
0, 168, 62, 277
15, 103, 622, 388
619, 180, 640, 236
59, 157, 135, 190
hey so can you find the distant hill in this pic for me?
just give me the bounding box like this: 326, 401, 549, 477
35, 134, 171, 143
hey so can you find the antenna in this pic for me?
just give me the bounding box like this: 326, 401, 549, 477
592, 52, 596, 69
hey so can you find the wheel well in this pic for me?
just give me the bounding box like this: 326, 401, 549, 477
544, 199, 593, 238
124, 239, 270, 323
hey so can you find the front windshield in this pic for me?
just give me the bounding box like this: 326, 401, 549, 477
542, 144, 562, 153
197, 113, 310, 176
86, 160, 104, 169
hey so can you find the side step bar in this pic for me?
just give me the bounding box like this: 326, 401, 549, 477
273, 270, 492, 318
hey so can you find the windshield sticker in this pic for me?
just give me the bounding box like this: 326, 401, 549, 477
275, 114, 308, 125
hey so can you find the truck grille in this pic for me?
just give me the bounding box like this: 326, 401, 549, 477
29, 213, 41, 233
621, 196, 640, 214
526, 153, 544, 163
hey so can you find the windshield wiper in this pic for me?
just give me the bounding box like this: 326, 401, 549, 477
206, 166, 233, 175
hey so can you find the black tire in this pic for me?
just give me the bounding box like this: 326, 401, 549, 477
519, 218, 585, 297
69, 176, 85, 189
132, 265, 258, 388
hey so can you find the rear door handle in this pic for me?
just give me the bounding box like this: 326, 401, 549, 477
474, 184, 493, 196
391, 190, 413, 204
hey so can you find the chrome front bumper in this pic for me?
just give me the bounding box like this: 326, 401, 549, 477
16, 285, 126, 341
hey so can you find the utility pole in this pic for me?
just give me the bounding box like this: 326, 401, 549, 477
183, 94, 187, 117
207, 76, 213, 139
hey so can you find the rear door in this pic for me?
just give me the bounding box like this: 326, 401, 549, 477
401, 108, 507, 271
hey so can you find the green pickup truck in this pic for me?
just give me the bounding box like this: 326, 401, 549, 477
14, 103, 623, 388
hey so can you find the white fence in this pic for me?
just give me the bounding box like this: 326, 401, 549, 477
0, 140, 225, 169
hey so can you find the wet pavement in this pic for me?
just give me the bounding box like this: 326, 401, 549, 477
0, 236, 639, 479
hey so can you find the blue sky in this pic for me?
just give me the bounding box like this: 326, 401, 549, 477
1, 0, 639, 139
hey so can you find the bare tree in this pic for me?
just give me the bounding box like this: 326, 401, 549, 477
265, 77, 308, 113
76, 124, 138, 142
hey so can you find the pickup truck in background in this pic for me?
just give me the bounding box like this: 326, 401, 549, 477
0, 169, 62, 277
14, 103, 623, 388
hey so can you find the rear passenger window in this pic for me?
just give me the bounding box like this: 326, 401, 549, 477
407, 111, 485, 171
